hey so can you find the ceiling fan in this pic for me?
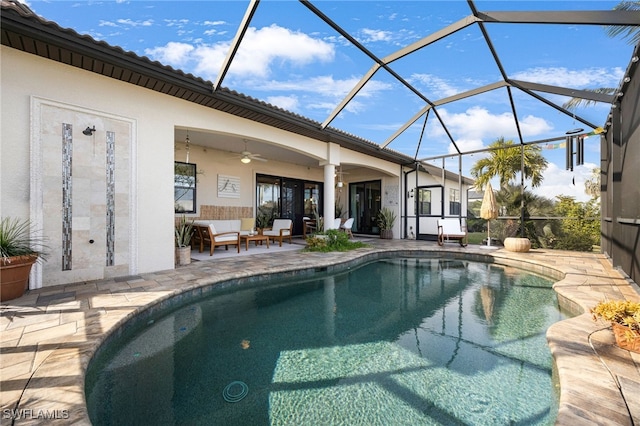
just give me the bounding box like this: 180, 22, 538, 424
235, 140, 267, 163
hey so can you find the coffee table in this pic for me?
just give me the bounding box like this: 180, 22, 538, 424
240, 234, 270, 251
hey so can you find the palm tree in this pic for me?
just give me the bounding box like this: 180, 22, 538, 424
470, 137, 548, 190
562, 1, 639, 110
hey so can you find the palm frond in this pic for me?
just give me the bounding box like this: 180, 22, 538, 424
605, 1, 640, 45
562, 88, 617, 111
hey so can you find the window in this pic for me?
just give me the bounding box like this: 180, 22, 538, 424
174, 162, 196, 213
418, 188, 431, 215
449, 188, 461, 215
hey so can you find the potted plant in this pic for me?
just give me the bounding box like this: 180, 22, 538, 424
591, 299, 640, 354
256, 205, 277, 234
175, 216, 194, 266
0, 217, 48, 302
376, 207, 396, 239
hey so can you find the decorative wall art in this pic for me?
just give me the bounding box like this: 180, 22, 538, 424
218, 174, 240, 198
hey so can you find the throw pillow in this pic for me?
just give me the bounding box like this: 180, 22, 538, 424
240, 218, 255, 231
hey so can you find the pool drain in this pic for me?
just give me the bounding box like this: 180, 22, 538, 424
223, 381, 248, 403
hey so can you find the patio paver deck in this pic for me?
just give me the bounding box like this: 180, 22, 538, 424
1, 240, 639, 425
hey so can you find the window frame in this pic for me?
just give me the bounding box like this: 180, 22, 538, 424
174, 161, 197, 214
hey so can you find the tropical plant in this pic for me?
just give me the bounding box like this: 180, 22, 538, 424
605, 1, 640, 45
256, 204, 277, 229
562, 1, 639, 110
470, 138, 548, 191
591, 300, 640, 341
376, 207, 397, 231
0, 217, 48, 261
304, 229, 368, 252
553, 196, 600, 251
175, 216, 194, 247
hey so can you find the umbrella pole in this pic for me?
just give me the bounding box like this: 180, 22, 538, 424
487, 220, 491, 246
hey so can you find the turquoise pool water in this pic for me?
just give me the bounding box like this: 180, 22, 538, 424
85, 257, 565, 425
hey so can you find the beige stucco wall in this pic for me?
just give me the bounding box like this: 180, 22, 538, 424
1, 46, 406, 288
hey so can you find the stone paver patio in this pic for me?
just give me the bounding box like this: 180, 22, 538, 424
1, 240, 639, 425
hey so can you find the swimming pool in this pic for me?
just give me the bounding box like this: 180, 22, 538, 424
85, 257, 566, 425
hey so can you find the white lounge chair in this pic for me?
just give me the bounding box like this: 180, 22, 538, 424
197, 224, 240, 255
262, 219, 293, 246
437, 218, 467, 247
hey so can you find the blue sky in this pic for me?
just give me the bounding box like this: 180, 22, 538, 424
23, 0, 636, 201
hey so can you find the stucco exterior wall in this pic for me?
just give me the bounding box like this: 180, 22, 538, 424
1, 46, 405, 288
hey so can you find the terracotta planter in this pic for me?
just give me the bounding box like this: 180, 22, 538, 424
504, 237, 531, 253
175, 246, 191, 266
612, 322, 640, 354
1, 254, 38, 302
380, 229, 393, 239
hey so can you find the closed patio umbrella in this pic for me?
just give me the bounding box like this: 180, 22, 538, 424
480, 182, 498, 247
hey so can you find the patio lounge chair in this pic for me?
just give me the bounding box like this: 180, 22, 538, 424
340, 218, 354, 238
437, 218, 467, 247
197, 224, 240, 255
263, 219, 293, 246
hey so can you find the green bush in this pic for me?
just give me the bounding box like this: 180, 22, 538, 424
304, 229, 368, 252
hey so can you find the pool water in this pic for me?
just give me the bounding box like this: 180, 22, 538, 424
85, 258, 566, 425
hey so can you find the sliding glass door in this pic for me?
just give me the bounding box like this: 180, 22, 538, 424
256, 174, 322, 235
348, 180, 381, 235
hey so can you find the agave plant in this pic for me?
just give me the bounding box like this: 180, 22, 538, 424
376, 207, 397, 231
0, 217, 48, 261
175, 216, 194, 248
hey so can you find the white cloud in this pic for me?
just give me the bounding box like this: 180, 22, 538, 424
145, 42, 195, 67
433, 106, 553, 141
225, 24, 335, 78
99, 20, 118, 28
116, 18, 153, 27
188, 44, 227, 78
144, 24, 335, 81
411, 73, 459, 98
263, 75, 363, 98
448, 138, 484, 155
164, 19, 189, 28
512, 67, 624, 88
266, 95, 299, 111
530, 162, 597, 203
359, 28, 393, 43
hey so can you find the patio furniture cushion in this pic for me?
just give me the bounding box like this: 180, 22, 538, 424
437, 218, 467, 247
193, 221, 241, 255
263, 219, 293, 246
194, 219, 251, 236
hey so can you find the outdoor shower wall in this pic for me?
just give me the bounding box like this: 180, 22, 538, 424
601, 44, 640, 284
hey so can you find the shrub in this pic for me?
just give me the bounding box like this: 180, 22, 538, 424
304, 229, 368, 252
